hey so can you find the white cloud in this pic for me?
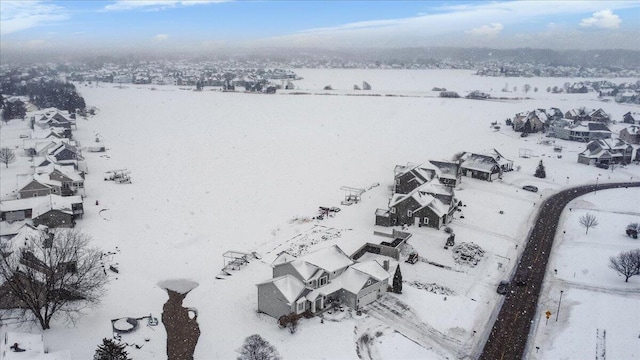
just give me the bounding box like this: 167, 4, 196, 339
103, 0, 230, 12
154, 34, 169, 42
580, 9, 622, 29
0, 1, 69, 35
262, 1, 638, 49
467, 23, 504, 36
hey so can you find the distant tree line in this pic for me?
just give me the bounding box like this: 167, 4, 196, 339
0, 95, 26, 121
1, 78, 85, 113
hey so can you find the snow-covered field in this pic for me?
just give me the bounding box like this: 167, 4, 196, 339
2, 69, 640, 359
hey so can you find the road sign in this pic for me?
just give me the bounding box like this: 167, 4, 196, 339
545, 310, 552, 319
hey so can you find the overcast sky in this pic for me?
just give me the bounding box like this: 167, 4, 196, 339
1, 0, 639, 53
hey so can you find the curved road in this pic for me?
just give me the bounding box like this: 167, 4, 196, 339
479, 182, 640, 360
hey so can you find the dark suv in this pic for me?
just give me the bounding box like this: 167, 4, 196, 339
497, 281, 509, 295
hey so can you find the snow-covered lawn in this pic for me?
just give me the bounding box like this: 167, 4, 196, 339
2, 69, 639, 359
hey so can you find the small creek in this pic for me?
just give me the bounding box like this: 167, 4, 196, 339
159, 280, 200, 360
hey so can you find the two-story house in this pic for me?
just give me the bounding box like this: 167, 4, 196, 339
578, 139, 634, 166
257, 245, 390, 320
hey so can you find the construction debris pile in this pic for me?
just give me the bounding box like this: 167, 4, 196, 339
451, 242, 485, 267
407, 281, 455, 296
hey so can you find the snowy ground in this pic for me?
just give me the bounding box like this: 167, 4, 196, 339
1, 69, 640, 359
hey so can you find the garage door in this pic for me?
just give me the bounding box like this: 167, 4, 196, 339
358, 288, 379, 308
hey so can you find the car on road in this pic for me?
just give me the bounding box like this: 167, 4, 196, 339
522, 185, 538, 192
497, 281, 509, 295
514, 271, 529, 286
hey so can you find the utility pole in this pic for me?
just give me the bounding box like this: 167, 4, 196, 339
555, 290, 564, 322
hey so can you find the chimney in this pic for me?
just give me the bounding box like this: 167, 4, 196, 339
383, 260, 389, 271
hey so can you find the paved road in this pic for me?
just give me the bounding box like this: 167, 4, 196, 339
479, 182, 640, 360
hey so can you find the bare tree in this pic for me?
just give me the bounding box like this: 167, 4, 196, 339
0, 228, 108, 329
609, 249, 640, 282
451, 151, 466, 163
579, 213, 599, 234
237, 334, 281, 360
0, 147, 16, 168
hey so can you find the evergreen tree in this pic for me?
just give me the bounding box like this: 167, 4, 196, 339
94, 338, 130, 360
392, 265, 403, 294
534, 160, 546, 178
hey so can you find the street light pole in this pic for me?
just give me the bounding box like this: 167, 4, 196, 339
555, 290, 564, 322
595, 177, 598, 195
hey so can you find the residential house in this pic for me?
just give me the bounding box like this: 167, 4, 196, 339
1, 195, 83, 226
619, 125, 640, 145
428, 160, 462, 187
393, 161, 461, 192
35, 167, 84, 196
549, 120, 611, 142
33, 109, 74, 130
564, 108, 610, 123
564, 108, 591, 123
17, 178, 54, 199
257, 245, 390, 320
623, 112, 639, 124
512, 109, 549, 133
578, 139, 634, 166
460, 149, 513, 182
393, 163, 438, 194
49, 143, 79, 163
589, 108, 611, 123
375, 184, 453, 229
546, 107, 564, 122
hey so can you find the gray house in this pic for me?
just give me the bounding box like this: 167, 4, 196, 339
257, 245, 390, 320
578, 139, 634, 166
376, 181, 456, 229
548, 120, 611, 142
459, 149, 513, 182
619, 125, 640, 145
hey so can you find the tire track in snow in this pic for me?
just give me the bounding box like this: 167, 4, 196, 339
364, 295, 469, 360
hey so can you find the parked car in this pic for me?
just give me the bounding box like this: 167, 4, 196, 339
497, 281, 509, 295
522, 185, 538, 192
595, 163, 609, 169
520, 132, 529, 138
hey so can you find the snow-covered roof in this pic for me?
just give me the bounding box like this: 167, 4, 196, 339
301, 245, 353, 274
351, 260, 390, 282
336, 267, 371, 294
257, 275, 306, 305
271, 252, 296, 266
416, 197, 447, 218
461, 156, 496, 173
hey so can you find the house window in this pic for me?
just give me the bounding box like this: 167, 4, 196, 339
407, 210, 413, 217
395, 179, 400, 185
423, 217, 429, 224
319, 276, 327, 286
390, 207, 396, 214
